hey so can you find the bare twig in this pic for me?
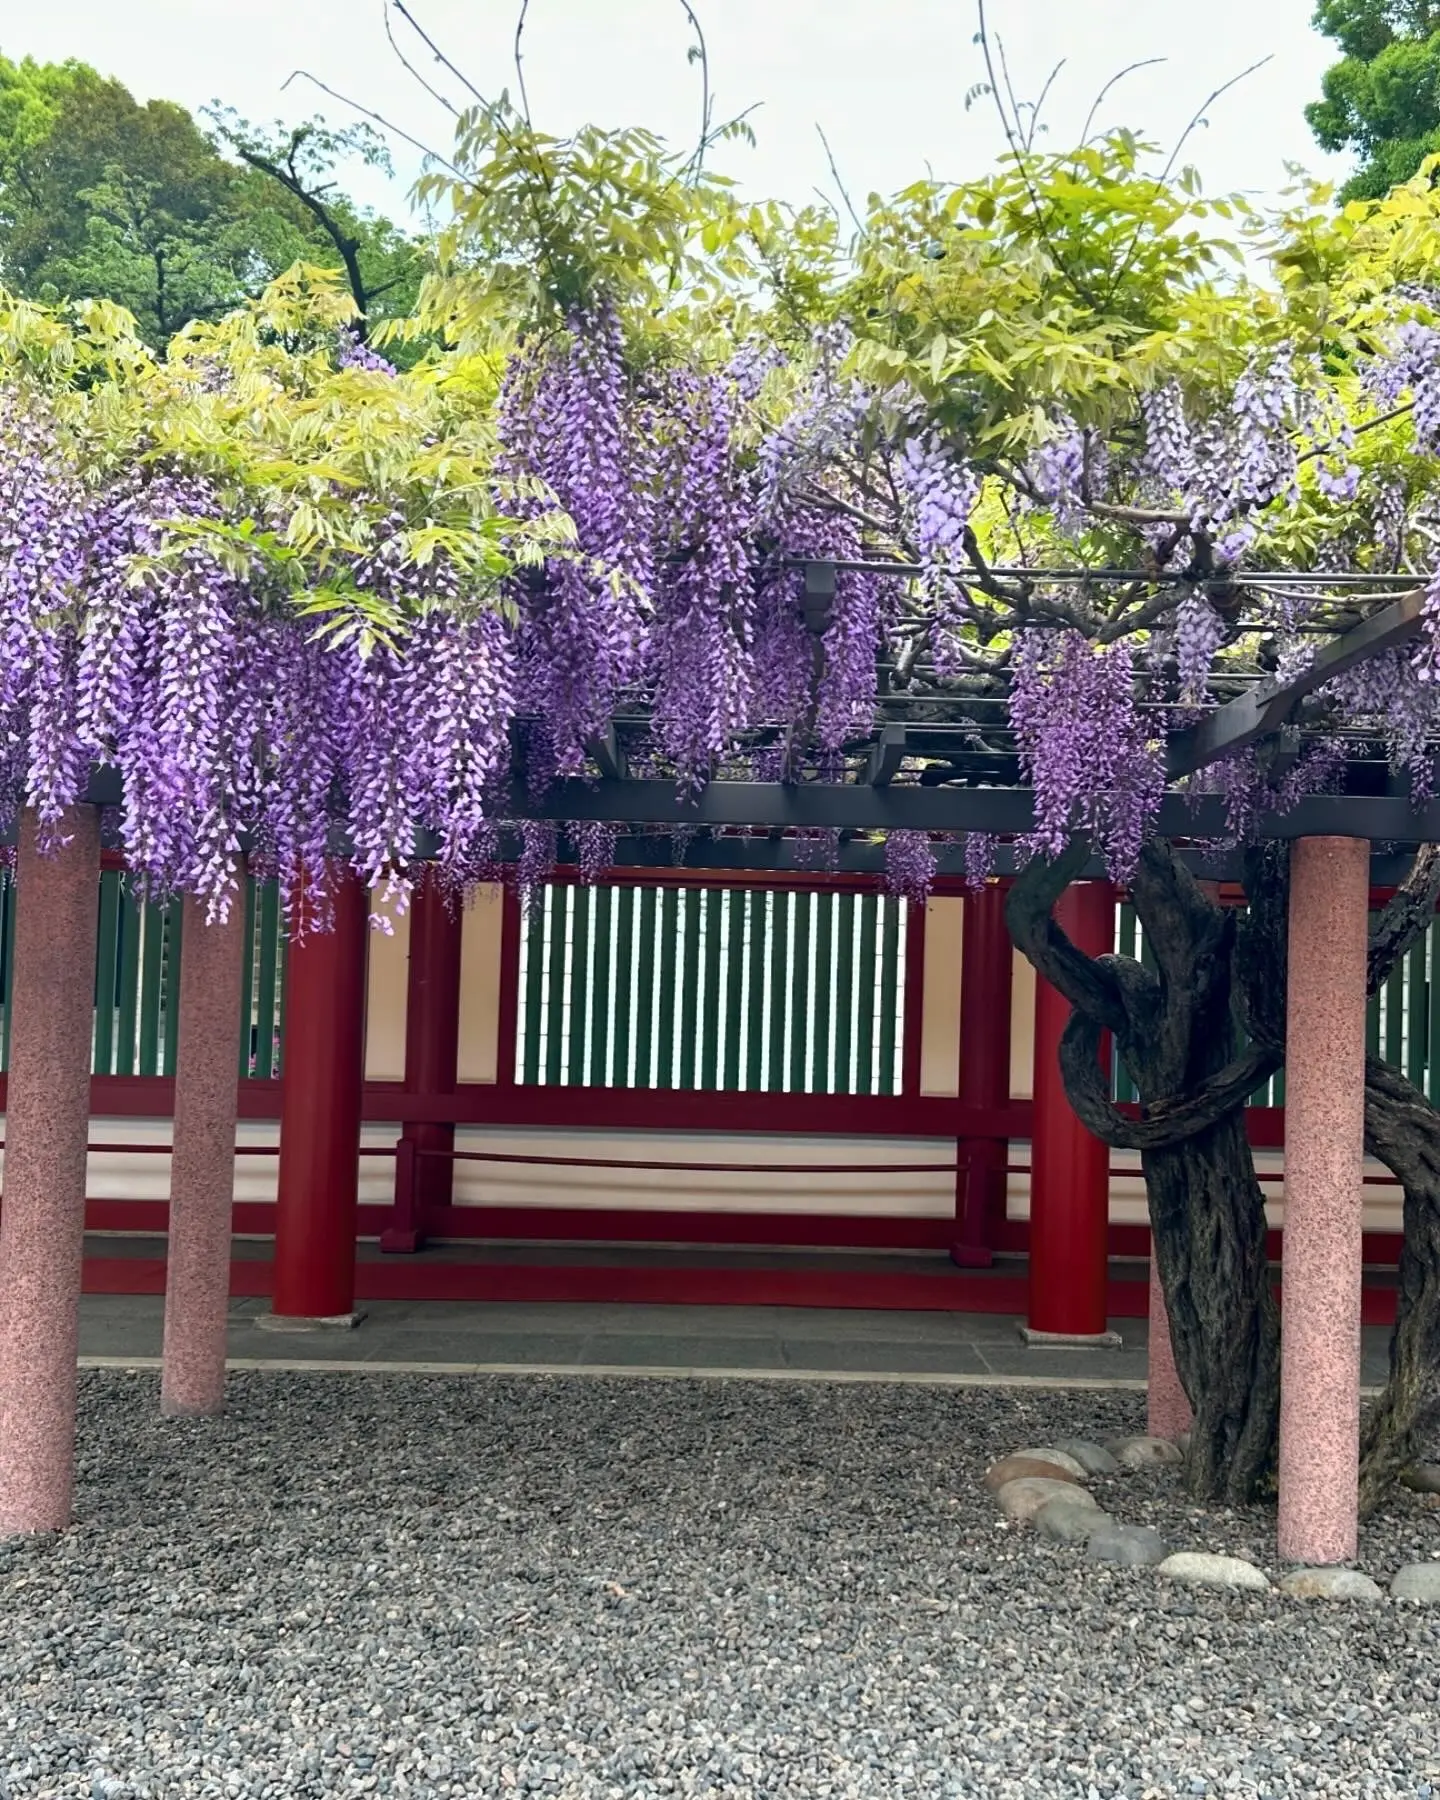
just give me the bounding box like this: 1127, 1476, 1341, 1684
1101, 55, 1271, 310
383, 0, 458, 115
1024, 58, 1067, 152
976, 0, 1085, 297
1159, 56, 1273, 184
816, 124, 866, 237
392, 1, 490, 107
1079, 58, 1165, 148
675, 0, 714, 176
283, 70, 466, 180
513, 0, 534, 125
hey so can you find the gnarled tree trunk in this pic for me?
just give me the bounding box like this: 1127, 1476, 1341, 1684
1008, 837, 1283, 1503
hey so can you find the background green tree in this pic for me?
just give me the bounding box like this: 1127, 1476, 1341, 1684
1307, 2, 1440, 199
0, 52, 424, 343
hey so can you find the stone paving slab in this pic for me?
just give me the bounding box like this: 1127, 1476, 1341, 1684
74, 1292, 1398, 1386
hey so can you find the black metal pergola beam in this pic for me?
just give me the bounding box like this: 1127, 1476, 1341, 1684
1166, 586, 1426, 778
500, 775, 1440, 842
534, 833, 1421, 886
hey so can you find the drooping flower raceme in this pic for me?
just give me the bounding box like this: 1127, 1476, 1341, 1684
1009, 629, 1164, 878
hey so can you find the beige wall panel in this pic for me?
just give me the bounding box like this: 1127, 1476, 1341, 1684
449, 1128, 956, 1215
1, 1109, 1394, 1232
457, 884, 504, 1084
918, 897, 962, 1097
364, 911, 410, 1081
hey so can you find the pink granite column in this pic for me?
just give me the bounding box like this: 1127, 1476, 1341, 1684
160, 887, 247, 1418
1278, 835, 1369, 1564
0, 807, 101, 1535
1146, 1253, 1193, 1440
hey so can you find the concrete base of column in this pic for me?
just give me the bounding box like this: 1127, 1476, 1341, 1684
1146, 1256, 1193, 1440
1017, 1326, 1124, 1349
160, 891, 246, 1420
0, 808, 101, 1536
1278, 836, 1369, 1566
254, 1311, 366, 1333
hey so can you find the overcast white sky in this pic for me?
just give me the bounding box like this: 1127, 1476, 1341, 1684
6, 0, 1352, 222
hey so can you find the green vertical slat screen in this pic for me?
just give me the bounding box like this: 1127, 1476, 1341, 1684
788, 891, 811, 1094
115, 879, 141, 1078
137, 901, 164, 1075
1429, 920, 1440, 1105
833, 894, 854, 1095
520, 896, 545, 1086
0, 868, 296, 1084
657, 887, 679, 1088
1385, 961, 1405, 1072
93, 870, 122, 1075
877, 898, 902, 1097
588, 885, 612, 1088
767, 890, 791, 1091
237, 877, 257, 1078
254, 882, 280, 1081
543, 888, 568, 1087
160, 905, 183, 1076
722, 889, 747, 1091
854, 894, 878, 1097
744, 891, 767, 1092
812, 892, 834, 1094
634, 887, 657, 1087
511, 881, 910, 1096
1408, 938, 1428, 1091
700, 888, 723, 1091
570, 885, 592, 1090
611, 886, 634, 1087
677, 889, 702, 1091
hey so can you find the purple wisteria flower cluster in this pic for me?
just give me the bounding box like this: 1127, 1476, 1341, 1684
1009, 629, 1164, 878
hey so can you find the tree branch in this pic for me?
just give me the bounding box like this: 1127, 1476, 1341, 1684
1059, 1009, 1281, 1149
236, 140, 372, 330
1005, 839, 1127, 1030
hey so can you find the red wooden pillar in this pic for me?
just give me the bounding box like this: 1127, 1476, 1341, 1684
1025, 880, 1117, 1343
382, 873, 462, 1253
262, 868, 368, 1327
952, 882, 1011, 1268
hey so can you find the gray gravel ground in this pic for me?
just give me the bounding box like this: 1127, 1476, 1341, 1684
2, 1370, 1439, 1800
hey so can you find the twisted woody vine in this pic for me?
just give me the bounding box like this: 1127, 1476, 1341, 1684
5, 15, 1440, 1509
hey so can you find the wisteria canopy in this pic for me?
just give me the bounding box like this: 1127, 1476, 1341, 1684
6, 111, 1440, 927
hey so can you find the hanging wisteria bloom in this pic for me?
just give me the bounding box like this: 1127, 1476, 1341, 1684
883, 829, 937, 904
1009, 630, 1164, 878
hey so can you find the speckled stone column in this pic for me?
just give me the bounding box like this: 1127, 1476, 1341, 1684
1146, 1254, 1193, 1440
1278, 835, 1369, 1565
0, 807, 101, 1536
160, 888, 247, 1418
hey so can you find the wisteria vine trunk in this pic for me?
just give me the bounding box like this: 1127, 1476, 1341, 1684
1006, 839, 1284, 1505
